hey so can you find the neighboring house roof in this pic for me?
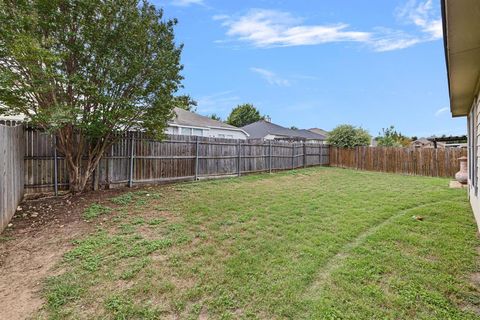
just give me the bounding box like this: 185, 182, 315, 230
169, 107, 248, 134
442, 0, 480, 116
412, 138, 432, 145
296, 129, 327, 140
308, 128, 329, 137
411, 139, 447, 148
242, 120, 326, 140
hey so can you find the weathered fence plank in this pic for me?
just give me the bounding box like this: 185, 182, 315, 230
21, 127, 467, 195
0, 125, 25, 232
329, 146, 465, 178
22, 129, 330, 194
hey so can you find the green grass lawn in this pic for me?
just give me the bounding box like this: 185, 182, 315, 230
39, 167, 480, 319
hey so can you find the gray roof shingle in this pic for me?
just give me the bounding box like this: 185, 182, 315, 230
169, 107, 241, 130
242, 120, 326, 140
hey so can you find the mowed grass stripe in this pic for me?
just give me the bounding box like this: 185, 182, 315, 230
304, 199, 462, 298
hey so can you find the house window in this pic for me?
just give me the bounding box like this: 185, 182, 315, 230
218, 134, 225, 138
181, 128, 191, 136
192, 128, 203, 136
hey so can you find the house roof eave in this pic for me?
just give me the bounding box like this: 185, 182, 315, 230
442, 0, 480, 117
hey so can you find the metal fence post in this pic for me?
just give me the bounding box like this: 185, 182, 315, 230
128, 134, 135, 188
53, 136, 58, 196
195, 138, 199, 180
303, 142, 307, 168
237, 141, 241, 176
269, 141, 272, 173
319, 144, 322, 165
292, 143, 295, 169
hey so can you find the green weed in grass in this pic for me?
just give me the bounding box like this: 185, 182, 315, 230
146, 218, 166, 225
104, 294, 162, 319
120, 257, 151, 280
45, 273, 83, 312
83, 203, 111, 220
111, 193, 134, 206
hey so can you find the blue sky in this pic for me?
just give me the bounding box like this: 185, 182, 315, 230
154, 0, 465, 137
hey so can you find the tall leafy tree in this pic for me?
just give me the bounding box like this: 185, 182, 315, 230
209, 113, 221, 121
226, 103, 263, 127
173, 95, 197, 112
0, 0, 185, 193
376, 126, 411, 147
327, 124, 371, 148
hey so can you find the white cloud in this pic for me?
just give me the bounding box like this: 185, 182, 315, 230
216, 2, 443, 52
396, 0, 443, 40
435, 107, 449, 117
250, 67, 290, 86
171, 0, 204, 7
369, 29, 421, 52
373, 0, 443, 51
218, 9, 370, 48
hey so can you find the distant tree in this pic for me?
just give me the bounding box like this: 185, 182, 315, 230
0, 0, 184, 193
327, 125, 371, 148
226, 104, 263, 127
174, 95, 197, 112
411, 136, 418, 141
209, 114, 221, 121
376, 126, 411, 147
290, 126, 298, 130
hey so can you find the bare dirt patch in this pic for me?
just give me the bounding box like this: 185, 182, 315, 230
0, 188, 129, 320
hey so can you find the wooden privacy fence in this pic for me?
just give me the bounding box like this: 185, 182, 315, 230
0, 125, 24, 232
25, 129, 330, 194
329, 146, 466, 178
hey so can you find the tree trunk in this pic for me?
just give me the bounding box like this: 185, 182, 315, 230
56, 127, 110, 194
66, 160, 90, 194
64, 153, 99, 194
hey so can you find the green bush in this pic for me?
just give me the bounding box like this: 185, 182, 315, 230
327, 124, 371, 148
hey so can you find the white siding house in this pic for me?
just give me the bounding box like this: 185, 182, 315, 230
0, 115, 26, 127
0, 108, 249, 139
166, 108, 249, 139
443, 0, 480, 229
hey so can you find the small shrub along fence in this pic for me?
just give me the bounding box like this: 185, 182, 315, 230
24, 128, 330, 194
0, 124, 24, 232
329, 146, 466, 178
